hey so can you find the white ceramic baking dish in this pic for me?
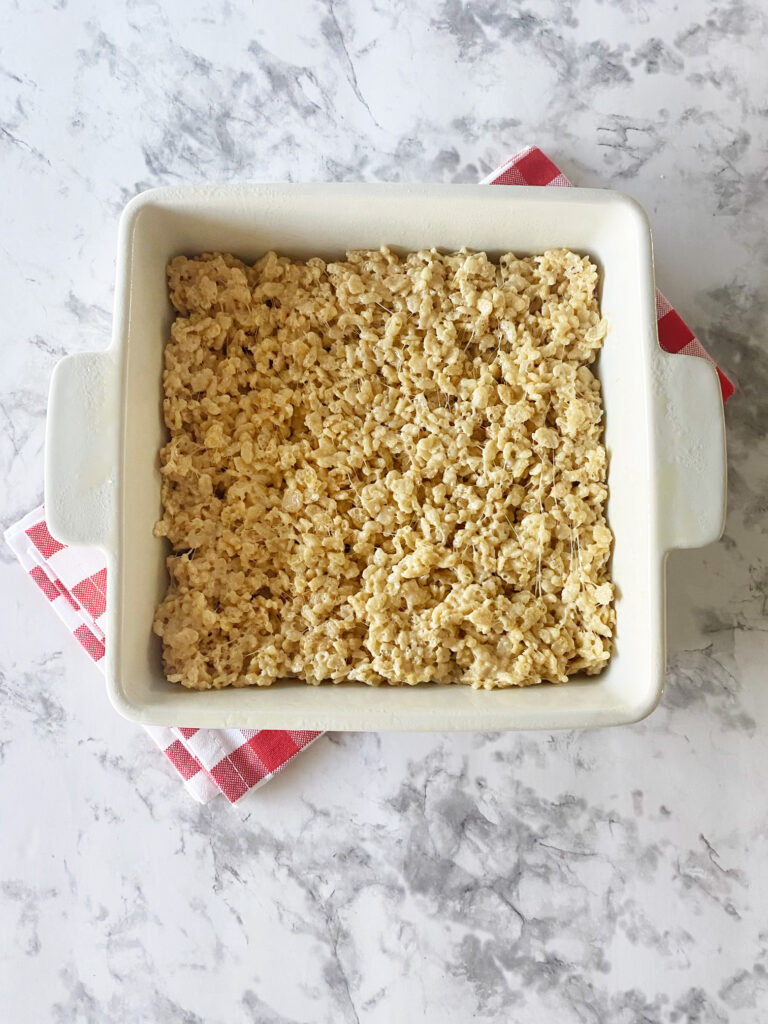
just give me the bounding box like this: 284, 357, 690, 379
45, 183, 726, 730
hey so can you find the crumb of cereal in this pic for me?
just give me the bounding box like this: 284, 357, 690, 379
153, 247, 615, 690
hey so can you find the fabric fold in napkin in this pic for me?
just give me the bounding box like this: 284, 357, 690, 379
4, 145, 734, 804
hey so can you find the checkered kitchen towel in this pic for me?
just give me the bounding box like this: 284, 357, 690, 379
4, 146, 734, 804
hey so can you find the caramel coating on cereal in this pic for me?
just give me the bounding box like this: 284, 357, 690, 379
153, 247, 614, 689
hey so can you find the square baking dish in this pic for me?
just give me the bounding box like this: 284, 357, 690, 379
45, 183, 726, 730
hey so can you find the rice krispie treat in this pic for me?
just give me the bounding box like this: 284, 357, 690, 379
153, 246, 614, 689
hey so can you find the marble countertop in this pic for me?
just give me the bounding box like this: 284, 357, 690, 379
2, 1, 767, 1021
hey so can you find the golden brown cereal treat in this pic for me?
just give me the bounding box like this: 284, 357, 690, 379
153, 247, 614, 690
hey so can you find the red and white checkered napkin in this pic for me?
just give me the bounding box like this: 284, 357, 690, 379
3, 509, 321, 804
4, 146, 734, 804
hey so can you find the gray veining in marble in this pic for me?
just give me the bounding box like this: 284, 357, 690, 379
1, 1, 767, 1021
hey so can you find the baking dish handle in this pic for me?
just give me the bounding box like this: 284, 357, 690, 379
653, 349, 727, 552
44, 350, 118, 549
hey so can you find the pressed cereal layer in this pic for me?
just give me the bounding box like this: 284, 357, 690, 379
153, 247, 615, 689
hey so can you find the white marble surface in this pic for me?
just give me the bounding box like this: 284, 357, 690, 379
1, 1, 767, 1021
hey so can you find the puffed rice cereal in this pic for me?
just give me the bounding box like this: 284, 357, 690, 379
153, 247, 615, 689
